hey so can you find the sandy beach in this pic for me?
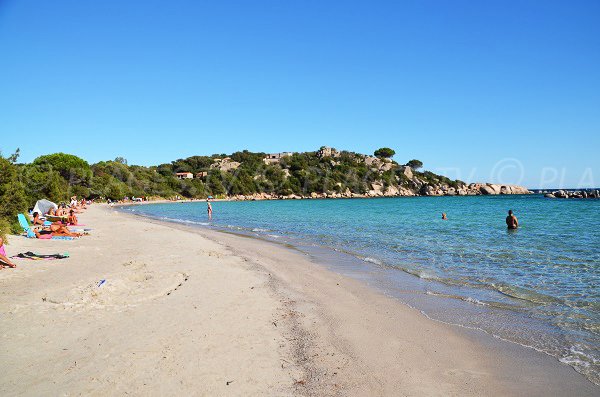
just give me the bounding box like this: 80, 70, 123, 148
1, 205, 597, 396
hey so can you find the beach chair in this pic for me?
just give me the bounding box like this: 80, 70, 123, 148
17, 214, 74, 240
17, 213, 37, 238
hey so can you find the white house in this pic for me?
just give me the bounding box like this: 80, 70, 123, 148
263, 152, 293, 164
175, 172, 193, 179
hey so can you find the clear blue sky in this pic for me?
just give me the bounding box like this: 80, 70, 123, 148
1, 0, 598, 188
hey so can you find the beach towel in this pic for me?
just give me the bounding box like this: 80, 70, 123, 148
12, 251, 70, 260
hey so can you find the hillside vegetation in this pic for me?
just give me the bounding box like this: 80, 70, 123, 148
0, 146, 528, 237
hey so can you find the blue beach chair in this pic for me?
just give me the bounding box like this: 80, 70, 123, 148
17, 213, 37, 238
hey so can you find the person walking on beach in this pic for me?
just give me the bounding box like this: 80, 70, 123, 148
207, 199, 213, 220
506, 210, 519, 229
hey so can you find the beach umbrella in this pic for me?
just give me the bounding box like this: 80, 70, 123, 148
207, 196, 214, 199
33, 199, 58, 215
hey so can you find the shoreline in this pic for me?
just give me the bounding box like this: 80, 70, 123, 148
114, 190, 535, 206
125, 205, 600, 388
1, 205, 597, 395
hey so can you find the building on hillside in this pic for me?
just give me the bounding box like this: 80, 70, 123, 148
195, 171, 208, 179
263, 152, 293, 164
175, 172, 193, 179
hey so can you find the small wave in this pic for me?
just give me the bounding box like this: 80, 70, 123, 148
463, 296, 487, 306
559, 345, 599, 368
426, 291, 488, 306
161, 217, 210, 226
492, 283, 562, 305
402, 267, 440, 281
363, 257, 383, 265
252, 228, 269, 232
267, 234, 281, 239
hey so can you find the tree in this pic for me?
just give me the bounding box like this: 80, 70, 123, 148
0, 155, 28, 235
374, 147, 395, 159
115, 157, 128, 165
32, 153, 92, 187
406, 159, 423, 170
7, 148, 20, 163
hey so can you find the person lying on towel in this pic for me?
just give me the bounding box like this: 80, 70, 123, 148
35, 223, 82, 238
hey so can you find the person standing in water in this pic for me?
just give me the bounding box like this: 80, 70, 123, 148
207, 199, 213, 220
506, 209, 519, 229
441, 212, 447, 220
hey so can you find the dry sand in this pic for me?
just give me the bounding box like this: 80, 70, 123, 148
1, 205, 597, 396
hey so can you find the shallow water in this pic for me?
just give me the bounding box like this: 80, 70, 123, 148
121, 195, 600, 384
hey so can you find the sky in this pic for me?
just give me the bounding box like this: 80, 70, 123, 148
1, 0, 599, 188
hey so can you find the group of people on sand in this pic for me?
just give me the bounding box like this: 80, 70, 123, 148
441, 209, 519, 230
49, 196, 87, 216
31, 197, 89, 238
31, 215, 82, 238
0, 196, 92, 269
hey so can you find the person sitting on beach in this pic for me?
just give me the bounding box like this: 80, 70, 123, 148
67, 209, 78, 226
32, 212, 45, 226
0, 237, 17, 269
506, 210, 519, 229
442, 212, 447, 220
47, 207, 57, 216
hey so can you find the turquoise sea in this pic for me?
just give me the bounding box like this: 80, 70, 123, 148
120, 195, 600, 384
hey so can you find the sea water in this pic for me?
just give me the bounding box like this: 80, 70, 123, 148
120, 195, 600, 384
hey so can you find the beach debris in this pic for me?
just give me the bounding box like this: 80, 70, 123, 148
226, 380, 234, 385
97, 279, 106, 287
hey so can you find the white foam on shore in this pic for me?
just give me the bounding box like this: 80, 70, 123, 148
160, 217, 210, 226
559, 345, 600, 368
463, 296, 488, 306
363, 257, 383, 265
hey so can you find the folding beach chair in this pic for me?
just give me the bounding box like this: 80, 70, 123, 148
17, 213, 37, 238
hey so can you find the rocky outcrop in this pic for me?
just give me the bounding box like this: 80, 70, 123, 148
465, 183, 530, 196
317, 146, 340, 158
545, 190, 600, 199
409, 183, 531, 197
364, 156, 394, 172
211, 158, 240, 172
